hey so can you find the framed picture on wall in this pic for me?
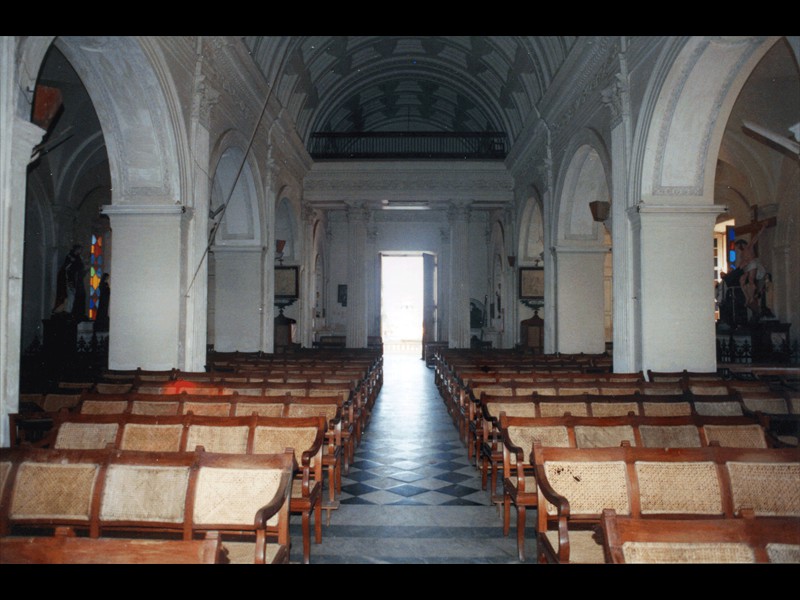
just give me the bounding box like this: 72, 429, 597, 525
519, 267, 544, 301
275, 266, 299, 299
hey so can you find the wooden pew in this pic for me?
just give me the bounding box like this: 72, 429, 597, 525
531, 443, 800, 564
0, 446, 294, 564
498, 412, 776, 562
30, 412, 328, 564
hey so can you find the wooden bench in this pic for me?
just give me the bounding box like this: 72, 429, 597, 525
12, 392, 351, 509
0, 446, 295, 564
498, 412, 776, 562
531, 443, 800, 563
0, 528, 227, 564
30, 411, 328, 564
599, 508, 800, 563
474, 392, 755, 503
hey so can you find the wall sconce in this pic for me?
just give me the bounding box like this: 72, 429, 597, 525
507, 255, 516, 268
589, 201, 611, 223
275, 239, 286, 265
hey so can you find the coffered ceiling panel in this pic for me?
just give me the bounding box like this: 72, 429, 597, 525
245, 36, 578, 147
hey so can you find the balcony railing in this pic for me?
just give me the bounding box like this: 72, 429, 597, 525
309, 131, 507, 160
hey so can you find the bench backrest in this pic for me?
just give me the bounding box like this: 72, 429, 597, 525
531, 444, 800, 524
0, 446, 295, 563
499, 414, 772, 467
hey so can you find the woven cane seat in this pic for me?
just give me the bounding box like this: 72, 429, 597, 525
252, 426, 320, 465
193, 466, 285, 527
694, 401, 743, 417
620, 541, 755, 563
507, 425, 569, 464
120, 423, 183, 452
42, 394, 82, 412
727, 462, 800, 516
183, 402, 231, 417
131, 400, 180, 415
54, 422, 119, 450
591, 402, 639, 417
703, 424, 767, 448
642, 402, 692, 417
575, 425, 635, 448
639, 425, 702, 448
233, 402, 284, 417
185, 425, 249, 454
766, 543, 800, 563
543, 461, 629, 516
222, 540, 283, 564
542, 529, 605, 563
79, 400, 128, 414
284, 404, 338, 420
10, 462, 99, 521
635, 461, 722, 514
540, 402, 588, 417
100, 464, 190, 523
741, 396, 790, 415
488, 402, 538, 419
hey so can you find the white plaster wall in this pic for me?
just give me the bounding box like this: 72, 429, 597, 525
555, 251, 607, 354
322, 210, 490, 343
212, 248, 264, 352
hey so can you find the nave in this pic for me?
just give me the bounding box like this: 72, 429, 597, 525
299, 350, 531, 564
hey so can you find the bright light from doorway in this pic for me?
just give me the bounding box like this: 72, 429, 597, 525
381, 255, 423, 354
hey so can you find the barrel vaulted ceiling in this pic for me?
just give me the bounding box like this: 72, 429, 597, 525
244, 36, 579, 147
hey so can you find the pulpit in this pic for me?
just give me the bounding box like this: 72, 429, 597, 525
519, 310, 544, 354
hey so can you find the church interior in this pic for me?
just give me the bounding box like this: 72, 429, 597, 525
0, 36, 798, 565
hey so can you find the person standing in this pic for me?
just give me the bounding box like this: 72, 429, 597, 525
94, 273, 111, 332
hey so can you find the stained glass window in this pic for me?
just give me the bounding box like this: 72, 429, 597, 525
89, 234, 103, 320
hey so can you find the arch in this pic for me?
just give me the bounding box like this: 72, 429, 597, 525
640, 36, 785, 204
210, 145, 262, 246
555, 134, 612, 245
518, 193, 545, 266
552, 134, 612, 355
275, 192, 299, 261
52, 36, 183, 204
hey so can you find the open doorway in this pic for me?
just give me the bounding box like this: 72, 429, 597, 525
381, 254, 425, 355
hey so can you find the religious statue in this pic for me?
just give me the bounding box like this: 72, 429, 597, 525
52, 244, 88, 321
717, 209, 776, 328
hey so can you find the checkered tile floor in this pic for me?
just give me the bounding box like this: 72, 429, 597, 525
289, 351, 537, 564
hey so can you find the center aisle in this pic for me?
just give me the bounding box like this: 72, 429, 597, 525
292, 350, 536, 563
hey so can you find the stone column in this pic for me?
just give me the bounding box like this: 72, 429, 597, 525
211, 246, 265, 352
101, 204, 184, 370
366, 219, 380, 340
632, 204, 726, 372
448, 204, 471, 348
554, 246, 609, 354
438, 223, 450, 343
0, 114, 45, 447
346, 205, 368, 348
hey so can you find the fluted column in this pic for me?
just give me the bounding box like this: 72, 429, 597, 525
602, 40, 637, 372
448, 204, 471, 348
346, 204, 368, 348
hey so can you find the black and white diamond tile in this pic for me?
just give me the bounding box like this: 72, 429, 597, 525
289, 352, 537, 564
